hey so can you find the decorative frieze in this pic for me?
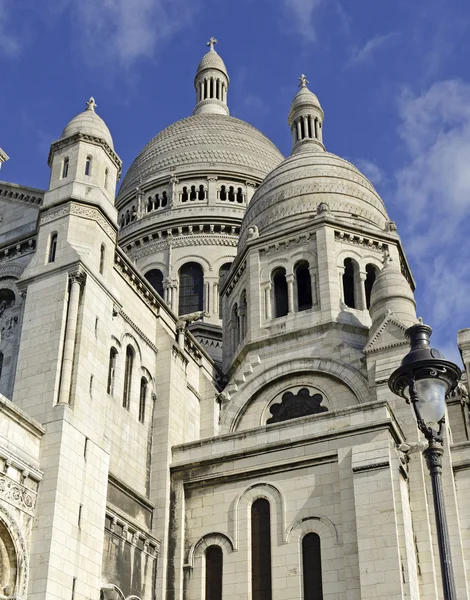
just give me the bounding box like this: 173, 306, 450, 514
0, 472, 37, 515
259, 232, 312, 255
127, 233, 238, 260
40, 203, 117, 241
0, 237, 36, 264
334, 229, 387, 252
0, 183, 43, 206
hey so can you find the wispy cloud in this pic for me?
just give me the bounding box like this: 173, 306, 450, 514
353, 159, 385, 187
350, 33, 396, 66
394, 80, 470, 335
0, 0, 20, 57
282, 0, 324, 43
69, 0, 195, 67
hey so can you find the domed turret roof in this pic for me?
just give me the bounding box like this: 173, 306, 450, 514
61, 97, 114, 149
369, 255, 416, 327
289, 82, 322, 115
196, 49, 229, 78
239, 150, 389, 246
117, 114, 284, 198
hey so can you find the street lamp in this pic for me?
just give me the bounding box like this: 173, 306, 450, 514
388, 322, 461, 600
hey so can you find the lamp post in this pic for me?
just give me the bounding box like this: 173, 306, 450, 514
388, 322, 461, 600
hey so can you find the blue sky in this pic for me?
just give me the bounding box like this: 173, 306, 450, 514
1, 0, 469, 363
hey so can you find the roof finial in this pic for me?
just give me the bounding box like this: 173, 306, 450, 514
299, 74, 309, 89
207, 37, 218, 52
86, 97, 97, 112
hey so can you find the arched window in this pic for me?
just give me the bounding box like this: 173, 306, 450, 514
182, 187, 189, 202
48, 233, 58, 263
85, 156, 92, 176
145, 269, 164, 297
228, 186, 235, 201
220, 185, 227, 201
139, 377, 147, 423
237, 187, 244, 203
107, 347, 117, 395
190, 185, 197, 201
365, 264, 378, 309
252, 499, 272, 600
147, 198, 153, 212
125, 210, 130, 225
218, 262, 232, 318
0, 352, 3, 379
240, 290, 247, 338
232, 304, 239, 350
198, 184, 205, 200
205, 545, 223, 600
178, 262, 204, 315
104, 168, 109, 189
162, 191, 168, 207
295, 261, 312, 311
155, 194, 160, 209
99, 244, 105, 274
343, 258, 356, 309
302, 533, 323, 600
272, 268, 288, 318
123, 345, 134, 409
62, 157, 69, 179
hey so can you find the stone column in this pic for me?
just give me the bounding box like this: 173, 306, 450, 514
309, 267, 319, 306
296, 119, 302, 141
338, 266, 345, 306
262, 283, 272, 320
58, 271, 86, 404
303, 116, 309, 139
358, 271, 368, 311
286, 274, 295, 314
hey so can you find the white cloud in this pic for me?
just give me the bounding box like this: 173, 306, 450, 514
350, 33, 396, 66
282, 0, 324, 43
70, 0, 195, 67
394, 80, 470, 335
0, 0, 20, 56
354, 159, 385, 186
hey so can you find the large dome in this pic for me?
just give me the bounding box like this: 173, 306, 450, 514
117, 114, 283, 199
239, 150, 389, 246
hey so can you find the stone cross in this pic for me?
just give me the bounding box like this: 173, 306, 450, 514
86, 97, 97, 111
207, 37, 218, 51
299, 74, 309, 88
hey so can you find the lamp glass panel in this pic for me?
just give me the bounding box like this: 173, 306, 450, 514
415, 378, 447, 428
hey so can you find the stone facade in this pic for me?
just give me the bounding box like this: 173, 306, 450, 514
0, 41, 468, 600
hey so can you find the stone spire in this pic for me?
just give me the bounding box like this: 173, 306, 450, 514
193, 38, 230, 116
288, 74, 325, 154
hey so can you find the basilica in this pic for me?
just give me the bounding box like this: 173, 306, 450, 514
0, 39, 469, 600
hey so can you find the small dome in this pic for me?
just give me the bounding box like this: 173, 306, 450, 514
289, 86, 322, 116
239, 150, 389, 247
369, 257, 416, 327
61, 98, 114, 149
196, 49, 229, 79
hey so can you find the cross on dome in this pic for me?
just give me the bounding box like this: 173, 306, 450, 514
298, 74, 309, 89
207, 37, 218, 51
86, 97, 97, 112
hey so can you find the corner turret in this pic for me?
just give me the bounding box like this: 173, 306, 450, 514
288, 75, 325, 154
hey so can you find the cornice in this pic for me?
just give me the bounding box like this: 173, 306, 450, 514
0, 181, 43, 206
48, 133, 122, 179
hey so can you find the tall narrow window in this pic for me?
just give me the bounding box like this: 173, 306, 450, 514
295, 261, 313, 311
123, 345, 134, 409
220, 185, 227, 201
302, 533, 323, 600
139, 377, 147, 423
205, 545, 223, 600
85, 156, 92, 176
62, 157, 69, 178
145, 269, 164, 297
48, 233, 58, 263
99, 244, 105, 274
252, 499, 272, 600
272, 268, 288, 318
365, 264, 378, 309
0, 352, 4, 380
343, 258, 356, 309
218, 262, 232, 318
178, 262, 204, 315
107, 347, 117, 395
104, 168, 109, 189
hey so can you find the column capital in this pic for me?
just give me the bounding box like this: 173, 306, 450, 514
68, 270, 87, 287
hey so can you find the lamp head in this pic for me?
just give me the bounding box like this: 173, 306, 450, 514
388, 323, 461, 430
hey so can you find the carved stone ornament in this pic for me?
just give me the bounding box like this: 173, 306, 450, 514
267, 388, 328, 424
0, 472, 37, 514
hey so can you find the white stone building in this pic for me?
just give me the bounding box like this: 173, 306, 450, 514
0, 40, 469, 600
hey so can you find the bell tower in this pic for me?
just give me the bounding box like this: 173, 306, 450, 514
193, 37, 230, 116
